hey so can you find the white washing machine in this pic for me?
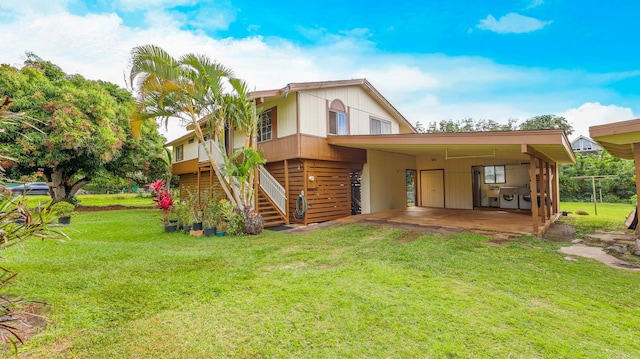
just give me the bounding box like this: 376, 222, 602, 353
499, 187, 519, 209
519, 194, 532, 210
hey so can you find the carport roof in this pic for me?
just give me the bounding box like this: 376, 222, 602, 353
589, 118, 640, 160
327, 129, 576, 164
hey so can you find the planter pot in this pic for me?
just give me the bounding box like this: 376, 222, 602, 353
216, 231, 225, 237
14, 219, 25, 224
164, 224, 178, 233
203, 226, 217, 237
192, 222, 203, 231
58, 216, 71, 225
182, 225, 192, 233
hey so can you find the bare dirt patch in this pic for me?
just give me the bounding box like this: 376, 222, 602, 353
75, 205, 152, 212
0, 301, 49, 353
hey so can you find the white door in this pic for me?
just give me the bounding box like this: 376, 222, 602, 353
420, 170, 444, 208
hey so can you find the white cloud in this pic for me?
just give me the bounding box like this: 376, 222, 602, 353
561, 103, 636, 140
477, 12, 553, 34
1, 7, 635, 143
524, 0, 544, 10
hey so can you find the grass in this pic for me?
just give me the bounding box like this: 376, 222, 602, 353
560, 201, 634, 238
2, 208, 639, 358
22, 193, 154, 208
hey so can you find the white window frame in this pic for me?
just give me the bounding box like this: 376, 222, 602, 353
329, 110, 348, 135
175, 145, 184, 162
484, 165, 506, 184
258, 109, 273, 142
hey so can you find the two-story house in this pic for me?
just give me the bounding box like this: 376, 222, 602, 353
571, 135, 602, 155
166, 79, 576, 236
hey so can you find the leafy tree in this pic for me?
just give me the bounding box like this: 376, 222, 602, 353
559, 151, 635, 202
0, 96, 66, 352
425, 118, 518, 133
0, 54, 169, 203
519, 115, 573, 135
129, 45, 264, 211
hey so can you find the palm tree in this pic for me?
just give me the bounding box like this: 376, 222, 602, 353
129, 45, 264, 211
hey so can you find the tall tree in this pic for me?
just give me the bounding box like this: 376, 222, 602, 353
0, 54, 169, 203
129, 45, 264, 210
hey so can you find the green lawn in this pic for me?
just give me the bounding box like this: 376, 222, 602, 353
3, 209, 640, 358
23, 193, 154, 208
560, 201, 634, 238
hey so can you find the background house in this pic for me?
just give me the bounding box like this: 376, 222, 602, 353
571, 135, 602, 155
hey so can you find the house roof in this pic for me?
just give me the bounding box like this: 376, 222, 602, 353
589, 118, 640, 159
327, 129, 576, 164
249, 79, 417, 134
165, 132, 196, 147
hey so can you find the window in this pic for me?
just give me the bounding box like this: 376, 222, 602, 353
175, 145, 184, 162
371, 118, 392, 135
258, 109, 273, 142
329, 111, 348, 135
203, 134, 210, 142
328, 99, 348, 135
484, 165, 505, 184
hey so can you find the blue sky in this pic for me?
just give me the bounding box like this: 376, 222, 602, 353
1, 0, 638, 140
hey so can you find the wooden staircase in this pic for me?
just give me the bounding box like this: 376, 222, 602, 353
257, 188, 287, 227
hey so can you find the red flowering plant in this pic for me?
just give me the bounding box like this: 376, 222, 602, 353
148, 179, 174, 224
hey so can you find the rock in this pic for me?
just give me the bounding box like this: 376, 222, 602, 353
605, 243, 628, 254
574, 210, 589, 216
571, 239, 583, 244
632, 240, 640, 256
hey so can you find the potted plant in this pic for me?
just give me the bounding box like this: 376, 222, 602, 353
149, 179, 176, 233
50, 201, 75, 225
216, 199, 235, 236
187, 191, 204, 231
173, 201, 191, 233
202, 197, 221, 237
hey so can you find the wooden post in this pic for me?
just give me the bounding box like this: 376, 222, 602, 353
197, 169, 201, 204
538, 158, 546, 224
545, 161, 551, 219
591, 176, 598, 216
551, 164, 559, 215
529, 156, 539, 234
634, 143, 640, 237
303, 159, 309, 226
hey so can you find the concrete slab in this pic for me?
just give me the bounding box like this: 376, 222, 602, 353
559, 244, 640, 271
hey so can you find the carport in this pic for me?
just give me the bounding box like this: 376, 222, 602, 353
590, 118, 640, 237
329, 129, 576, 236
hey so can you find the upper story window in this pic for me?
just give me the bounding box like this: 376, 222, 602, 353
328, 99, 348, 135
258, 109, 273, 142
371, 118, 392, 135
175, 145, 184, 162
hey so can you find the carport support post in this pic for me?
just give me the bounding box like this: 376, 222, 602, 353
634, 143, 640, 236
529, 156, 539, 234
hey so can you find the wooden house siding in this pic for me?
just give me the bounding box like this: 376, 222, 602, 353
305, 160, 355, 223
298, 87, 401, 137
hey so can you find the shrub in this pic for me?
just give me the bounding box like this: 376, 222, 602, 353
50, 201, 75, 218
242, 208, 264, 235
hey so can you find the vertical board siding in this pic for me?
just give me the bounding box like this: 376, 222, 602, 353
178, 168, 225, 204
305, 160, 352, 223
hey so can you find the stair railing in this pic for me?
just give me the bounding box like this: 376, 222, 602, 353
258, 165, 287, 216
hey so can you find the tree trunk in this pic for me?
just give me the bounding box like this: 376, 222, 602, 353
46, 170, 90, 205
